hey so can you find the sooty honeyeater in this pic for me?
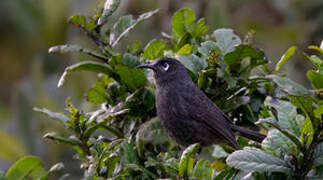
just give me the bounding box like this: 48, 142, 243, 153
137, 57, 266, 149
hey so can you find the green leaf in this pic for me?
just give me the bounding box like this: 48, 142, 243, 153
177, 44, 194, 55
314, 105, 323, 119
212, 145, 229, 158
33, 107, 69, 124
58, 61, 115, 88
301, 117, 314, 145
98, 0, 121, 25
136, 117, 168, 145
264, 96, 300, 136
0, 131, 27, 162
224, 45, 266, 68
43, 132, 80, 146
68, 15, 86, 27
176, 54, 207, 74
193, 18, 209, 38
141, 39, 167, 59
274, 46, 297, 74
127, 40, 142, 55
213, 28, 241, 54
266, 75, 313, 96
86, 75, 113, 104
110, 9, 159, 47
314, 142, 323, 166
309, 41, 323, 54
179, 143, 200, 177
307, 55, 323, 70
261, 129, 298, 156
172, 8, 195, 38
191, 159, 212, 179
6, 156, 47, 180
226, 147, 292, 174
198, 41, 222, 59
48, 44, 107, 60
307, 70, 323, 89
116, 65, 147, 92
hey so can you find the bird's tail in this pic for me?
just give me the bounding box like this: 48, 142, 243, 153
231, 125, 266, 143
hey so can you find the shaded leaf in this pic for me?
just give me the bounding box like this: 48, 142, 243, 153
314, 105, 323, 119
307, 70, 323, 89
266, 75, 313, 96
176, 54, 207, 74
58, 61, 115, 88
198, 41, 222, 59
141, 39, 167, 60
224, 45, 266, 68
136, 117, 168, 145
6, 156, 47, 180
314, 142, 323, 166
213, 28, 241, 54
127, 40, 142, 55
111, 9, 159, 47
226, 147, 291, 174
85, 76, 113, 104
274, 46, 297, 74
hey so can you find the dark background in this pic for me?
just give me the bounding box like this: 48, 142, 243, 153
0, 0, 322, 178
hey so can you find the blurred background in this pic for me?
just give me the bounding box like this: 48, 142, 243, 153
0, 0, 322, 178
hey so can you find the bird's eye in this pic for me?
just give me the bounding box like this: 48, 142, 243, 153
161, 62, 169, 71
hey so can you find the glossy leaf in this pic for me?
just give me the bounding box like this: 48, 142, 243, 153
274, 46, 297, 74
179, 143, 200, 177
213, 28, 241, 54
191, 159, 212, 179
226, 147, 292, 174
142, 39, 167, 59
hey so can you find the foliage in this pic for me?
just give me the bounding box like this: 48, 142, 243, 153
4, 1, 323, 179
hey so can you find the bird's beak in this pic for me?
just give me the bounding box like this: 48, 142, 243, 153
136, 64, 156, 71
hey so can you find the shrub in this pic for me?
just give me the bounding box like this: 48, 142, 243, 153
2, 1, 323, 179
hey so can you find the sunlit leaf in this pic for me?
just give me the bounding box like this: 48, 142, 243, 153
177, 44, 194, 55
274, 46, 297, 74
85, 75, 113, 104
179, 143, 200, 177
193, 18, 209, 38
191, 159, 212, 179
142, 39, 167, 60
172, 8, 195, 38
6, 156, 47, 180
307, 70, 323, 89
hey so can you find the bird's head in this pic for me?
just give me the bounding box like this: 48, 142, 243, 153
136, 57, 190, 86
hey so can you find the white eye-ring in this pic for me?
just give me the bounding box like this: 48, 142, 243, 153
162, 62, 169, 71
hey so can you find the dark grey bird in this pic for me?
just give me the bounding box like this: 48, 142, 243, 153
137, 57, 265, 149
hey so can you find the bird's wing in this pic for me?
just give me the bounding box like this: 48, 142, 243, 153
180, 85, 239, 148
